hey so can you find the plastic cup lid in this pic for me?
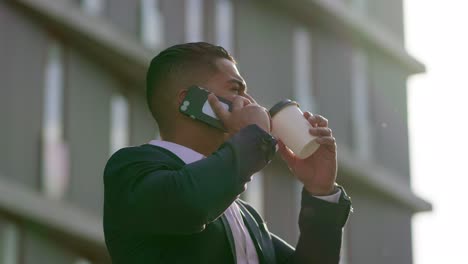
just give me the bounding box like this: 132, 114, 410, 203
269, 99, 299, 117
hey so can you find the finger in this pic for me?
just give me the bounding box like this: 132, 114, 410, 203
309, 127, 332, 137
277, 140, 296, 167
226, 94, 251, 107
208, 94, 230, 121
243, 93, 258, 105
232, 96, 246, 110
242, 97, 252, 106
307, 114, 328, 127
315, 136, 337, 146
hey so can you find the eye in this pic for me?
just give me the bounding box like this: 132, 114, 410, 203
231, 87, 241, 94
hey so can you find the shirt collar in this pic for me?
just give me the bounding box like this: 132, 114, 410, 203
148, 140, 205, 164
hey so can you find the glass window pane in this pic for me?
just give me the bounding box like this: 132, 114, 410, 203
41, 140, 70, 199
140, 0, 164, 49
185, 0, 204, 42
215, 0, 233, 53
42, 41, 69, 200
43, 42, 64, 142
351, 47, 372, 159
293, 26, 317, 113
110, 94, 130, 156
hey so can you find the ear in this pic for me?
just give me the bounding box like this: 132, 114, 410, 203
177, 89, 188, 106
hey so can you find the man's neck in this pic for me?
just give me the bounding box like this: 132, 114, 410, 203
162, 125, 225, 156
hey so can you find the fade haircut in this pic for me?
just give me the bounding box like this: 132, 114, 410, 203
146, 42, 235, 128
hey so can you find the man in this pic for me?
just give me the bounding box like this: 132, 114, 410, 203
103, 42, 352, 263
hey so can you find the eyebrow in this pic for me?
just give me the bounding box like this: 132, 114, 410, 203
227, 78, 248, 92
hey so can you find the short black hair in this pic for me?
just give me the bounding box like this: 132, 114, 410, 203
146, 42, 235, 126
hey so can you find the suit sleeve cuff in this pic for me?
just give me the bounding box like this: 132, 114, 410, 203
311, 189, 342, 204
300, 186, 352, 228
222, 124, 277, 181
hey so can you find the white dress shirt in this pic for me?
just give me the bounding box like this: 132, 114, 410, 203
148, 139, 341, 264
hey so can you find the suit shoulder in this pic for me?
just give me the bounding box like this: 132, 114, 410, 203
105, 146, 140, 169
106, 144, 170, 165
104, 145, 171, 180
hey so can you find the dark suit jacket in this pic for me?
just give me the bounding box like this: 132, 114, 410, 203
103, 125, 352, 263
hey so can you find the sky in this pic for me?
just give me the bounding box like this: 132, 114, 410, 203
405, 1, 468, 263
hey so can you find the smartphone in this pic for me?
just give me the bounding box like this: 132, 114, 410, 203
179, 85, 232, 131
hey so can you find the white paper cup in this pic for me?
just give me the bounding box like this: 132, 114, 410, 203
270, 99, 320, 159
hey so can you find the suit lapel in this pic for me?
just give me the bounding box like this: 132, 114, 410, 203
236, 201, 276, 264
239, 210, 264, 263
220, 214, 237, 263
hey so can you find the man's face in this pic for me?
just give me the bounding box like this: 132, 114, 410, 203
173, 58, 252, 140
200, 58, 250, 101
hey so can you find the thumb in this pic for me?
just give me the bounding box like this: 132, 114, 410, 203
277, 140, 297, 167
208, 93, 229, 121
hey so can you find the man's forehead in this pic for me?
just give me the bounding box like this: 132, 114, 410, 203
215, 59, 245, 83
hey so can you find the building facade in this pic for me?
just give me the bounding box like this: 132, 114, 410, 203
0, 0, 431, 263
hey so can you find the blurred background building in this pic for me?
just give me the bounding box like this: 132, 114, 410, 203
0, 0, 432, 263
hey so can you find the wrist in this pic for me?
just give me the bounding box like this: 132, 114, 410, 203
304, 184, 337, 196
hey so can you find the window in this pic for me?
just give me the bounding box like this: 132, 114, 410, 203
243, 172, 264, 217
81, 0, 105, 16
292, 26, 317, 114
351, 47, 372, 160
185, 0, 204, 42
214, 0, 233, 53
43, 42, 64, 144
1, 222, 19, 264
42, 40, 69, 200
109, 93, 129, 156
140, 0, 164, 49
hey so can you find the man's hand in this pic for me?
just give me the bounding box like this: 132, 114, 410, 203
208, 94, 271, 136
277, 112, 337, 196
